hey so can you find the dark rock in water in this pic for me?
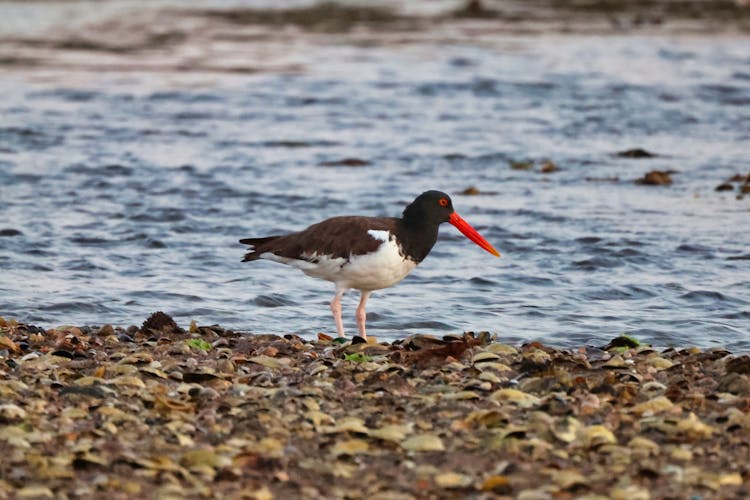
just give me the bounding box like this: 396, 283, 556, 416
603, 335, 641, 350
318, 158, 370, 167
729, 173, 749, 182
0, 228, 22, 237
715, 182, 734, 192
509, 159, 534, 170
741, 184, 750, 194
141, 311, 183, 335
616, 148, 657, 158
539, 161, 558, 173
461, 186, 481, 195
635, 170, 673, 185
452, 0, 500, 19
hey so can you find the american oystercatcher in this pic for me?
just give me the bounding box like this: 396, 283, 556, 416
240, 190, 500, 339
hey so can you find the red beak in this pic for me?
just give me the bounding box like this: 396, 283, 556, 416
449, 212, 501, 257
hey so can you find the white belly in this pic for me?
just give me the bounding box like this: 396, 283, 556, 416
261, 230, 417, 291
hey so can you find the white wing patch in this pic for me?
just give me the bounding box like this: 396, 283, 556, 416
367, 229, 390, 243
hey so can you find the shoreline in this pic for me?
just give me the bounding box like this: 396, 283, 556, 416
1, 1, 749, 78
1, 313, 748, 498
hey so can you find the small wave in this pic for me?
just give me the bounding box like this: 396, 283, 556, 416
722, 311, 750, 320
468, 276, 498, 286
66, 163, 133, 176
129, 209, 185, 223
37, 301, 107, 314
127, 291, 204, 302
676, 244, 714, 254
584, 285, 656, 301
258, 140, 340, 148
30, 88, 100, 102
514, 276, 555, 287
571, 257, 619, 271
64, 259, 108, 271
68, 236, 111, 246
147, 91, 222, 103
0, 126, 63, 149
575, 236, 602, 244
680, 290, 727, 302
399, 320, 454, 330
252, 294, 298, 307
611, 248, 643, 258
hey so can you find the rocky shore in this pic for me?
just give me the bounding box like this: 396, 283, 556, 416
1, 313, 748, 499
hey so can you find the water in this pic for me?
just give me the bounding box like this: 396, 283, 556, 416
1, 7, 749, 350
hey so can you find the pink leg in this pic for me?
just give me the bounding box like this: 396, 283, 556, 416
355, 291, 371, 339
330, 290, 346, 337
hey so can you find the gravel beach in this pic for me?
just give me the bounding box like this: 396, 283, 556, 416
1, 313, 748, 499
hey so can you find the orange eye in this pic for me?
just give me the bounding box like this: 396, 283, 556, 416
439, 197, 449, 207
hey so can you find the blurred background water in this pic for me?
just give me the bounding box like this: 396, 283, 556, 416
0, 1, 748, 349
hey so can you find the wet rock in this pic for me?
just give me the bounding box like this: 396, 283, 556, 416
452, 0, 498, 19
434, 472, 472, 488
481, 475, 511, 494
715, 182, 734, 192
635, 170, 673, 185
117, 333, 135, 343
141, 311, 183, 335
539, 161, 558, 173
603, 335, 641, 350
461, 186, 481, 195
616, 148, 657, 158
631, 396, 674, 416
716, 372, 750, 396
725, 355, 750, 374
578, 425, 617, 448
401, 434, 445, 452
509, 159, 534, 170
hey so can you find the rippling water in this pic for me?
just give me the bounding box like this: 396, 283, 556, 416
1, 24, 749, 349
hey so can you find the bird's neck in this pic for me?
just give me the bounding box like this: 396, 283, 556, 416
396, 217, 440, 263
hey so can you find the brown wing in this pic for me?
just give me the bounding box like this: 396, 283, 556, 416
241, 216, 399, 262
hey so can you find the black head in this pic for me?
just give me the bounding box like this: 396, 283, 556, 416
402, 190, 454, 227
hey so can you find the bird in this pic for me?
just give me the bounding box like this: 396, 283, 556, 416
240, 190, 500, 339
